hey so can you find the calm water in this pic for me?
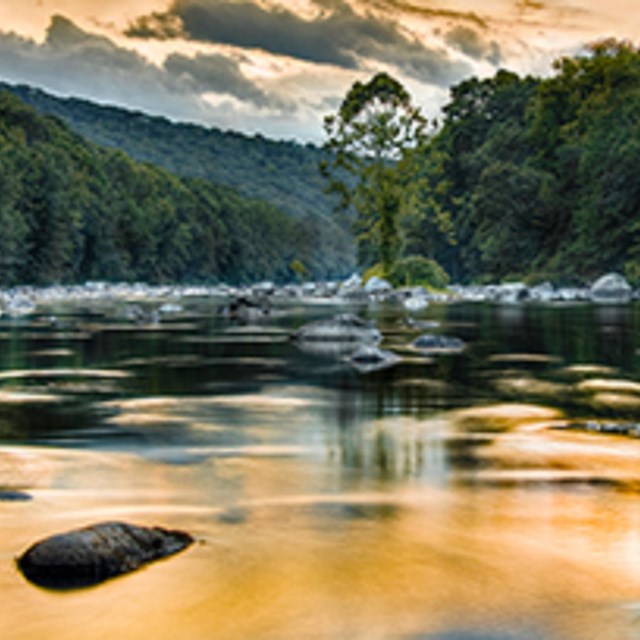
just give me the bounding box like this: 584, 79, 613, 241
2, 297, 640, 639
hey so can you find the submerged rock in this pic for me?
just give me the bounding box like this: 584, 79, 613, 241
0, 489, 32, 502
292, 314, 381, 345
559, 421, 640, 438
122, 304, 159, 324
219, 295, 271, 322
590, 273, 632, 303
158, 302, 184, 315
412, 333, 465, 353
403, 289, 429, 312
347, 345, 401, 373
18, 521, 193, 589
406, 318, 441, 330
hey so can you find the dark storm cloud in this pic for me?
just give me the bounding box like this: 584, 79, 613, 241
123, 11, 186, 40
444, 26, 502, 65
126, 0, 471, 87
165, 52, 278, 107
0, 15, 277, 115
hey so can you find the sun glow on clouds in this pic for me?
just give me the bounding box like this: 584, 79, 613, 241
0, 0, 639, 139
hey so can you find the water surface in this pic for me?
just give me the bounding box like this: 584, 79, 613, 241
1, 298, 640, 639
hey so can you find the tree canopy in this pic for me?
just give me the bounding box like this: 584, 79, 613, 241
1, 81, 355, 272
5, 41, 640, 288
0, 91, 352, 285
322, 72, 427, 276
401, 41, 640, 284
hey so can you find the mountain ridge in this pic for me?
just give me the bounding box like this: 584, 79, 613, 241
0, 89, 353, 285
0, 81, 339, 224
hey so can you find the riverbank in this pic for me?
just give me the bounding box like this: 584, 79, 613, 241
0, 271, 633, 318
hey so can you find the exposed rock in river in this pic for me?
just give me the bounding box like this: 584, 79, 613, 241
347, 345, 401, 373
402, 287, 429, 312
558, 421, 640, 438
218, 295, 271, 322
17, 521, 193, 589
292, 314, 381, 345
590, 272, 632, 303
412, 333, 465, 353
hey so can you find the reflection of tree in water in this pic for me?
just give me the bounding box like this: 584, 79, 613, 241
327, 382, 493, 487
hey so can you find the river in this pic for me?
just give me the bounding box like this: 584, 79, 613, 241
1, 296, 640, 639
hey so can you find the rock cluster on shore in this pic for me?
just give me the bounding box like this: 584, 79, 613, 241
0, 271, 633, 319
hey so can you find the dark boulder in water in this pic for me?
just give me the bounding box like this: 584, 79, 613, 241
17, 521, 193, 589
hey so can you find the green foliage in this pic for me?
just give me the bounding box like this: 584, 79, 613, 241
322, 73, 427, 277
624, 259, 640, 287
387, 255, 450, 289
2, 81, 355, 275
289, 259, 309, 282
6, 40, 640, 286
362, 262, 386, 283
402, 41, 640, 282
0, 91, 350, 285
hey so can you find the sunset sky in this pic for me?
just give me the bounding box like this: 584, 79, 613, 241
0, 1, 638, 140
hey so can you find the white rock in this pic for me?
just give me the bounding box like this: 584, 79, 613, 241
590, 273, 632, 303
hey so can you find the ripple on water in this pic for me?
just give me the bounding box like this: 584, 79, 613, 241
100, 393, 319, 430
452, 404, 563, 432
487, 353, 561, 366
561, 364, 620, 377
29, 348, 76, 358
408, 629, 545, 640
577, 378, 640, 395
0, 368, 132, 381
0, 390, 66, 404
492, 375, 568, 399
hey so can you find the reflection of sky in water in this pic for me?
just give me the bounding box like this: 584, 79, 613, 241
2, 300, 640, 638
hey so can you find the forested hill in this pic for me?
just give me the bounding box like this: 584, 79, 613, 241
0, 91, 353, 286
0, 82, 334, 223
403, 40, 640, 284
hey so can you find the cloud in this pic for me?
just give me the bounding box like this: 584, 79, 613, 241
444, 26, 502, 65
126, 0, 471, 87
371, 0, 489, 29
516, 0, 546, 11
0, 15, 280, 119
164, 52, 280, 108
122, 10, 186, 40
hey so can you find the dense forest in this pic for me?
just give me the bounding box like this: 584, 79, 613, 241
0, 91, 353, 285
0, 82, 339, 225
2, 41, 640, 287
400, 40, 640, 284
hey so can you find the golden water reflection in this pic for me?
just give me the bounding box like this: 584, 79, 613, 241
2, 400, 640, 640
3, 299, 640, 639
